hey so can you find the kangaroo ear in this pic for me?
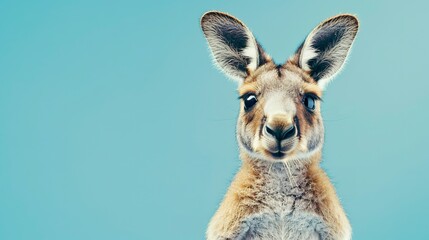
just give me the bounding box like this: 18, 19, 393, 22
298, 15, 359, 89
201, 11, 268, 83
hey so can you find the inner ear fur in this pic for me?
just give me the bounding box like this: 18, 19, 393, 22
297, 14, 359, 89
201, 11, 269, 83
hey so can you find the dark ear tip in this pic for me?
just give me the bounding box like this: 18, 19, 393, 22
200, 11, 218, 25
341, 14, 359, 25
332, 14, 360, 31
200, 11, 244, 28
201, 11, 226, 24
200, 11, 223, 33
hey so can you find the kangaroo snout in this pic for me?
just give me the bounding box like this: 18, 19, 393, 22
265, 124, 296, 142
263, 115, 297, 142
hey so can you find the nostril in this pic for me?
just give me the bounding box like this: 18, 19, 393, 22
265, 125, 285, 141
265, 125, 277, 138
282, 125, 296, 140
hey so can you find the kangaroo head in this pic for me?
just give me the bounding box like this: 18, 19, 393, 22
201, 11, 358, 162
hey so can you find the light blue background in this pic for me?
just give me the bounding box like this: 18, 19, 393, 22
1, 1, 428, 239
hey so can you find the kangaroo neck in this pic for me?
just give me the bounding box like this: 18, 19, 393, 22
239, 151, 322, 191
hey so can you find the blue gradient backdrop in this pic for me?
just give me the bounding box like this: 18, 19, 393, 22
1, 1, 428, 239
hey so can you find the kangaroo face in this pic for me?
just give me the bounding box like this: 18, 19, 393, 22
201, 11, 358, 162
237, 62, 324, 161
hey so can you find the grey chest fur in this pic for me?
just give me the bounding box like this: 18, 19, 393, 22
237, 164, 331, 240
239, 203, 328, 240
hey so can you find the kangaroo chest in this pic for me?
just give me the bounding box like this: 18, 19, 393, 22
240, 198, 329, 240
239, 166, 331, 240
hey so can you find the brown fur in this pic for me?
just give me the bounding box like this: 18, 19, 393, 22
208, 152, 350, 239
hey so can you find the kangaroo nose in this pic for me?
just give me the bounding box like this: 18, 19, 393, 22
265, 124, 296, 141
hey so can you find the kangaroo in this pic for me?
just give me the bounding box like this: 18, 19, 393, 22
201, 11, 358, 240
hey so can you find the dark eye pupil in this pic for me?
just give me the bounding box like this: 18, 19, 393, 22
244, 95, 257, 111
304, 96, 315, 110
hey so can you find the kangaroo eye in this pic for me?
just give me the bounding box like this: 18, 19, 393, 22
243, 94, 257, 111
303, 95, 316, 111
